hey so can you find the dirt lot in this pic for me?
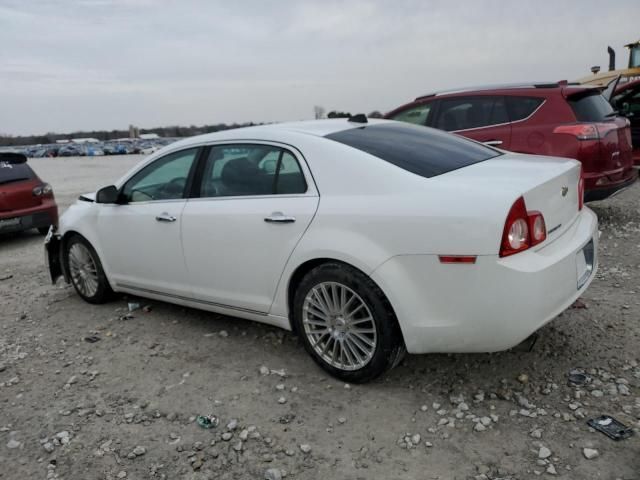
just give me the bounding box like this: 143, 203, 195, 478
1, 156, 639, 480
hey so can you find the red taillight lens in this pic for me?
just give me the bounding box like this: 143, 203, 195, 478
528, 212, 546, 246
553, 122, 618, 141
553, 124, 599, 140
578, 168, 584, 211
499, 197, 547, 257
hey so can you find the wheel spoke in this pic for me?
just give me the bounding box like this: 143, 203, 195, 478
320, 284, 335, 313
344, 336, 364, 365
351, 331, 375, 348
345, 302, 365, 319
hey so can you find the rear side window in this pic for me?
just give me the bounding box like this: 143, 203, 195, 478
568, 92, 614, 122
434, 96, 508, 131
325, 123, 501, 179
198, 144, 306, 197
0, 161, 35, 185
506, 96, 544, 121
389, 103, 432, 126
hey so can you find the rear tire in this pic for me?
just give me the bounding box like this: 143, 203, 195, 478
292, 262, 405, 383
64, 234, 114, 304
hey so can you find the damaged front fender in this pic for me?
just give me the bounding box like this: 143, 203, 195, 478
44, 226, 66, 284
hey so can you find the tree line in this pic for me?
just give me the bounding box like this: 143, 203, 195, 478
0, 122, 260, 147
1, 109, 385, 147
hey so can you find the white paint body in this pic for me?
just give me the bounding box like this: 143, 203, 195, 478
56, 119, 598, 353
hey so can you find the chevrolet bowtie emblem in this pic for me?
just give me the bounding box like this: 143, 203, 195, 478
561, 186, 568, 197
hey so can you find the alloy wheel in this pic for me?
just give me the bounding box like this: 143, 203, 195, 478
68, 243, 99, 298
302, 281, 377, 371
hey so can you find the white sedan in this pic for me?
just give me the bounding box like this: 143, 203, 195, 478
46, 118, 598, 382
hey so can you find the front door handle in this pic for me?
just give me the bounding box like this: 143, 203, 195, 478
155, 212, 177, 223
483, 140, 503, 147
264, 212, 296, 223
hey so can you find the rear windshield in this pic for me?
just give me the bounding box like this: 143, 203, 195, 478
568, 91, 615, 122
325, 122, 501, 178
0, 161, 35, 185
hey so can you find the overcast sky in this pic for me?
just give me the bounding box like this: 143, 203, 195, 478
0, 0, 638, 136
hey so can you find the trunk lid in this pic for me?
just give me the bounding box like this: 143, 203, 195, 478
0, 178, 42, 213
439, 153, 581, 245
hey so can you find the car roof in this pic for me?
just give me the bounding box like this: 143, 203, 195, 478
163, 118, 395, 150
413, 82, 598, 101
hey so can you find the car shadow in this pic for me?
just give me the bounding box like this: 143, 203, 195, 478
89, 292, 584, 394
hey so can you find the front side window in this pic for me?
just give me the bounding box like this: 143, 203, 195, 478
121, 148, 198, 202
389, 103, 432, 126
198, 144, 306, 198
435, 96, 509, 131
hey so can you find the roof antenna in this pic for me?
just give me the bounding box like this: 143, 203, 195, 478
348, 113, 368, 124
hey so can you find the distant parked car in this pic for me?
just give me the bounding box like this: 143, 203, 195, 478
58, 145, 84, 157
385, 82, 637, 201
611, 79, 640, 165
46, 119, 597, 382
0, 153, 58, 235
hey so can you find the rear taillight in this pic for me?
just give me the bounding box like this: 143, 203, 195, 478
553, 122, 618, 140
499, 196, 547, 258
33, 183, 53, 198
578, 168, 584, 211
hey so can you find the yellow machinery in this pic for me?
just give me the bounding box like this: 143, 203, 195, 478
577, 39, 640, 86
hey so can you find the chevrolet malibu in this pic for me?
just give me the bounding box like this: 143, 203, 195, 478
46, 119, 598, 382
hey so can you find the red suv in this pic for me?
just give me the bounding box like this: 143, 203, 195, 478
385, 83, 637, 201
0, 153, 58, 235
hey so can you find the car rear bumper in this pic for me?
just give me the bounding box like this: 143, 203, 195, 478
584, 169, 638, 202
0, 202, 58, 234
371, 208, 598, 354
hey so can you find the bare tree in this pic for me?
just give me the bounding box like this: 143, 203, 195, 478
314, 105, 326, 119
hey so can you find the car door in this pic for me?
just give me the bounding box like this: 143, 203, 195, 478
95, 147, 200, 296
181, 143, 319, 314
433, 95, 512, 149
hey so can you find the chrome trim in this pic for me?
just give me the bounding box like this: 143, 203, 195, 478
116, 283, 268, 316
450, 100, 547, 134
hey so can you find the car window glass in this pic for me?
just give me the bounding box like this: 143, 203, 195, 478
435, 96, 508, 131
390, 103, 432, 125
326, 123, 501, 179
568, 92, 614, 122
0, 162, 35, 184
122, 148, 198, 202
506, 96, 544, 121
199, 144, 306, 198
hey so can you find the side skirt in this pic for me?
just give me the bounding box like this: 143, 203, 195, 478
115, 283, 292, 331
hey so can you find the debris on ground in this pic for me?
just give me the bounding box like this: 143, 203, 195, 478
587, 415, 634, 441
128, 302, 141, 312
196, 414, 220, 429
83, 335, 100, 343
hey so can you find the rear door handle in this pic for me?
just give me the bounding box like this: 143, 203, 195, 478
155, 212, 177, 223
483, 140, 503, 146
264, 212, 296, 223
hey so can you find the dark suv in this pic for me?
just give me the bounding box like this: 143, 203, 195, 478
385, 83, 637, 201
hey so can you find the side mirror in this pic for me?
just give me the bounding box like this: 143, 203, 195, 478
96, 185, 119, 204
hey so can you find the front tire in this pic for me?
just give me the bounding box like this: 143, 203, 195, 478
64, 235, 114, 304
292, 262, 405, 383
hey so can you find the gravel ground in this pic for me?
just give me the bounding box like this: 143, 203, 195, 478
1, 156, 639, 480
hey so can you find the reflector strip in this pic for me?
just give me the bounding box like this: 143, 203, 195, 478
438, 255, 477, 264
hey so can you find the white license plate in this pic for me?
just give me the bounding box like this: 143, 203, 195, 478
576, 239, 595, 290
0, 217, 20, 229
